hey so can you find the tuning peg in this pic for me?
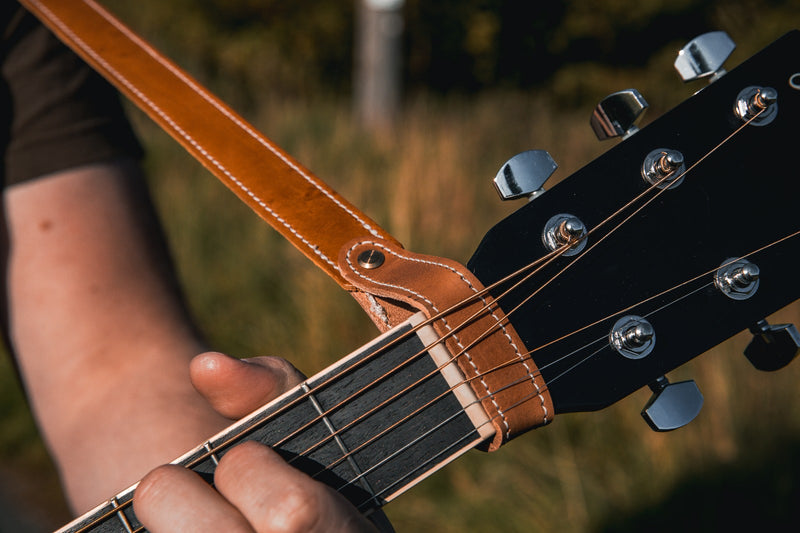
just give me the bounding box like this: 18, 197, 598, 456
744, 319, 800, 371
641, 376, 703, 432
674, 31, 736, 83
590, 89, 648, 141
493, 150, 557, 201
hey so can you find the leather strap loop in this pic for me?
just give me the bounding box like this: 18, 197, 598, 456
339, 239, 553, 450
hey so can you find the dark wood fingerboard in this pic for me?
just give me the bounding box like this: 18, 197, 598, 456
57, 313, 492, 532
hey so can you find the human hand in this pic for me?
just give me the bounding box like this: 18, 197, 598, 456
133, 352, 378, 532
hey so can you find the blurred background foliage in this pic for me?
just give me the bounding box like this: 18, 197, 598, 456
2, 0, 800, 531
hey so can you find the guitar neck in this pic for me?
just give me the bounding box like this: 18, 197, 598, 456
57, 313, 494, 533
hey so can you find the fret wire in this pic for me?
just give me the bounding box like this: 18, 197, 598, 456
332, 398, 470, 496
68, 106, 773, 533
301, 383, 378, 501
204, 441, 220, 466
110, 497, 134, 533
354, 413, 481, 511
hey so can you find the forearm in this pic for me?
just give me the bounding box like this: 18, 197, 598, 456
5, 161, 229, 511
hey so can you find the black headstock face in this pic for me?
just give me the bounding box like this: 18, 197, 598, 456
467, 31, 800, 414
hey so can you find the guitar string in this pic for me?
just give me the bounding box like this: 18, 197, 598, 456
186, 123, 703, 470
313, 235, 790, 486
271, 110, 770, 469
67, 245, 571, 533
340, 231, 800, 508
275, 108, 786, 498
78, 106, 770, 529
179, 108, 763, 476
303, 276, 713, 495
283, 276, 709, 472
81, 225, 797, 533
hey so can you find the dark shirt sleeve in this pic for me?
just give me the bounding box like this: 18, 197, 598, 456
1, 4, 142, 186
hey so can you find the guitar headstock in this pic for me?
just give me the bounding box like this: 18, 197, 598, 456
467, 31, 800, 429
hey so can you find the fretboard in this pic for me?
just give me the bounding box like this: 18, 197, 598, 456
56, 312, 494, 533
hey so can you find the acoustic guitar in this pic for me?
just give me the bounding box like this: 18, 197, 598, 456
52, 28, 800, 532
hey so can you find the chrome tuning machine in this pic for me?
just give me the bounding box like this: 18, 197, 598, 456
674, 31, 736, 83
642, 376, 704, 432
590, 89, 648, 140
493, 150, 557, 201
745, 319, 800, 371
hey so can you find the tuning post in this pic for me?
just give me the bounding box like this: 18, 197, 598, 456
641, 148, 686, 189
493, 150, 558, 201
642, 376, 704, 432
674, 31, 736, 83
714, 258, 760, 300
590, 89, 648, 140
542, 214, 587, 256
734, 86, 778, 126
609, 315, 655, 359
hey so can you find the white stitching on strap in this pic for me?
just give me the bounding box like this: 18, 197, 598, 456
79, 0, 382, 241
81, 0, 382, 241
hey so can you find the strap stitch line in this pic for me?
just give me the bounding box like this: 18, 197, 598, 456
29, 0, 342, 273
81, 0, 383, 241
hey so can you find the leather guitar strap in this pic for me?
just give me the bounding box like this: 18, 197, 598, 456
18, 0, 400, 300
20, 0, 553, 445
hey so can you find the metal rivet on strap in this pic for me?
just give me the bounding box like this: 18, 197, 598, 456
357, 249, 385, 269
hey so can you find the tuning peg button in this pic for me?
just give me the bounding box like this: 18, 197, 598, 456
493, 150, 557, 201
590, 89, 648, 141
745, 319, 800, 371
674, 31, 736, 83
641, 376, 703, 432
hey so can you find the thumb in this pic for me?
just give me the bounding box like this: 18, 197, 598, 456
190, 352, 305, 419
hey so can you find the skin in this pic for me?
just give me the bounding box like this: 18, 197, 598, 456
4, 161, 375, 531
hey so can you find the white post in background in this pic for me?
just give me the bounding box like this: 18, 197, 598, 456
354, 0, 404, 131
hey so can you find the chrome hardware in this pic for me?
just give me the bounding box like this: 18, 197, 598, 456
357, 249, 385, 269
590, 89, 648, 140
674, 31, 735, 83
542, 214, 587, 256
745, 319, 800, 371
714, 258, 760, 300
493, 150, 558, 200
791, 73, 800, 90
641, 148, 686, 189
609, 315, 655, 360
642, 376, 704, 432
734, 86, 778, 126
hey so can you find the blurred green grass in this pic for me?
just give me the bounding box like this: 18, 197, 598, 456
2, 1, 800, 531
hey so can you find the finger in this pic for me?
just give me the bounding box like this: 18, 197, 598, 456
215, 441, 376, 533
190, 352, 305, 418
134, 464, 254, 533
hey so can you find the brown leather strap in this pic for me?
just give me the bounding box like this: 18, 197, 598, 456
18, 0, 400, 294
339, 239, 553, 450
